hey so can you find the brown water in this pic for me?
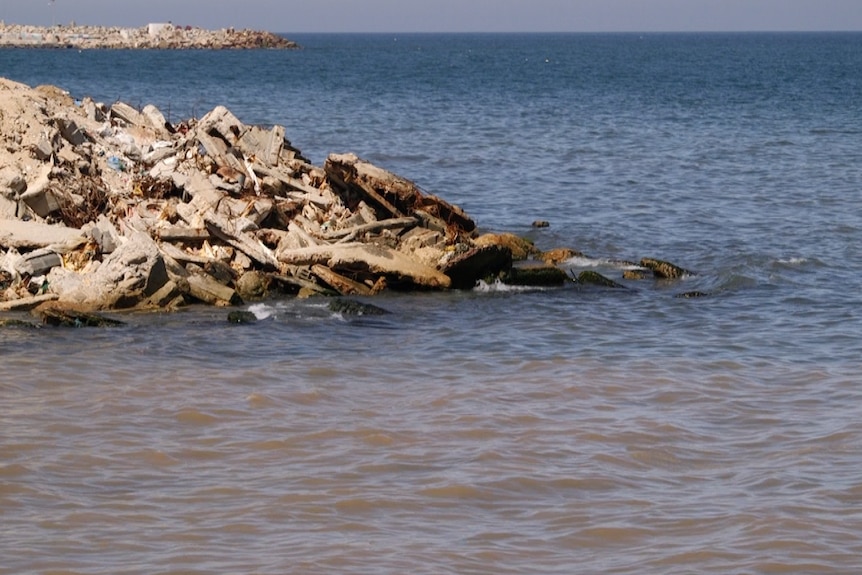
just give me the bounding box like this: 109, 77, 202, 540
2, 301, 861, 574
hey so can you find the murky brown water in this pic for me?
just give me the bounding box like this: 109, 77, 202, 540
3, 308, 861, 574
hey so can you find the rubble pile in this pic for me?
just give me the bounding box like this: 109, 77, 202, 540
0, 22, 297, 50
0, 77, 541, 313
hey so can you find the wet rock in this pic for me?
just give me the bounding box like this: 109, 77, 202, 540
0, 318, 39, 328
37, 305, 125, 328
473, 232, 540, 261
623, 269, 652, 280
279, 243, 451, 290
502, 265, 569, 287
235, 270, 271, 301
576, 270, 627, 289
186, 272, 243, 307
675, 291, 710, 299
227, 310, 258, 324
640, 258, 692, 279
328, 298, 390, 316
532, 220, 550, 228
540, 247, 582, 265
442, 244, 513, 290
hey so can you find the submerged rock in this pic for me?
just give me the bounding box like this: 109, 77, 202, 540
442, 244, 513, 290
227, 310, 258, 324
37, 306, 125, 327
502, 265, 569, 287
640, 258, 692, 279
328, 298, 390, 316
0, 318, 39, 328
575, 270, 627, 289
675, 291, 710, 299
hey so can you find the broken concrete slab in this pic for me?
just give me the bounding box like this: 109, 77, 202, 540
0, 220, 86, 250
0, 293, 59, 312
278, 242, 451, 290
186, 272, 242, 306
47, 231, 170, 309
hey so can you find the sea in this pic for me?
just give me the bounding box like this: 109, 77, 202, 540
1, 32, 862, 574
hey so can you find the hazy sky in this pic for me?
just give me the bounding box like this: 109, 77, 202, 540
3, 0, 862, 33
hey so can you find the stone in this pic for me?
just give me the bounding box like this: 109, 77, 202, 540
88, 216, 122, 254
540, 247, 582, 265
18, 163, 60, 218
575, 270, 627, 289
503, 265, 570, 287
0, 220, 85, 250
141, 279, 186, 309
227, 310, 258, 324
37, 305, 125, 327
325, 153, 475, 234
0, 318, 39, 328
0, 166, 26, 196
640, 257, 692, 279
278, 243, 451, 290
186, 272, 243, 306
110, 102, 147, 128
46, 232, 170, 309
675, 291, 710, 299
0, 293, 59, 312
622, 269, 651, 280
55, 116, 89, 146
235, 270, 271, 300
442, 244, 513, 290
141, 104, 170, 134
328, 298, 390, 316
19, 248, 62, 276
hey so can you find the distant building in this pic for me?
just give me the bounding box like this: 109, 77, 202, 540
147, 23, 173, 38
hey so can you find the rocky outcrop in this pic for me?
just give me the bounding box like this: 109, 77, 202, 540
0, 77, 514, 311
0, 22, 297, 50
0, 76, 698, 316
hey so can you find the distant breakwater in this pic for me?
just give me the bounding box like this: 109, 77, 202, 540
0, 21, 297, 50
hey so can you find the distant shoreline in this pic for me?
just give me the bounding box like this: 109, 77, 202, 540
0, 21, 298, 50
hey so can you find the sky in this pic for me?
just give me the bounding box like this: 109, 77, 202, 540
2, 0, 862, 33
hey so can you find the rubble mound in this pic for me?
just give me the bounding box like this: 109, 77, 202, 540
0, 77, 521, 312
0, 22, 298, 50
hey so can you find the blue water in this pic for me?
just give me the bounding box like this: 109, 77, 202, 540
2, 33, 862, 574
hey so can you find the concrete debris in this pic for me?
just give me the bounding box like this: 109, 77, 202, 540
0, 76, 694, 316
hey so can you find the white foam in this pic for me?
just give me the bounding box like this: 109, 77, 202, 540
563, 255, 642, 270
247, 303, 275, 320
777, 257, 808, 266
473, 278, 544, 292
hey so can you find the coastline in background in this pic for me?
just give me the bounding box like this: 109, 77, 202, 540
0, 21, 297, 49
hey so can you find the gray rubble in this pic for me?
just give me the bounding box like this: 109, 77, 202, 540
0, 77, 696, 317
0, 76, 517, 312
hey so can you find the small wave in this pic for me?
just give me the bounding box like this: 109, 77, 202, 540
473, 278, 546, 292
563, 256, 642, 270
247, 303, 275, 320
